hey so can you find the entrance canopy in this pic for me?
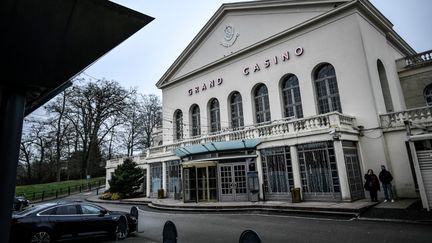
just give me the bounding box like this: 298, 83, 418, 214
175, 139, 261, 157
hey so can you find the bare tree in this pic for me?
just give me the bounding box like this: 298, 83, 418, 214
19, 135, 33, 183
45, 90, 71, 181
140, 94, 162, 149
65, 79, 131, 177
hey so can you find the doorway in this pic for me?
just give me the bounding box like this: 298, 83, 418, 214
219, 163, 248, 201
183, 164, 217, 202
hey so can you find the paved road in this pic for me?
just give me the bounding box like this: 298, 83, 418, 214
43, 192, 432, 243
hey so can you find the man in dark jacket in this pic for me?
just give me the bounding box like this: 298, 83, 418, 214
379, 165, 395, 202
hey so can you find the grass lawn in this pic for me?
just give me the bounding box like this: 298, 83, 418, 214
15, 176, 105, 200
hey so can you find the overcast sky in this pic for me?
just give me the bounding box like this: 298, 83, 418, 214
82, 0, 432, 96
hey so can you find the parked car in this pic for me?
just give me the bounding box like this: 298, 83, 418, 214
13, 195, 29, 211
10, 201, 137, 242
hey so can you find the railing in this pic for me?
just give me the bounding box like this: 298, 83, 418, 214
396, 50, 432, 71
146, 112, 356, 156
17, 180, 105, 203
380, 106, 432, 129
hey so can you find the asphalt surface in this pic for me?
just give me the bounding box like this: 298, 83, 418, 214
34, 191, 432, 243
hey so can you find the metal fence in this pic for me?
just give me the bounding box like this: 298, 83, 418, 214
26, 180, 105, 202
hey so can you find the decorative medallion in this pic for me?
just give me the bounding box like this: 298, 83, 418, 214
220, 25, 239, 47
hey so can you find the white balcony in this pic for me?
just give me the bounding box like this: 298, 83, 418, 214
147, 112, 357, 157
380, 106, 432, 131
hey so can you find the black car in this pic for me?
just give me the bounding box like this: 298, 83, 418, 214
10, 201, 137, 243
13, 195, 30, 211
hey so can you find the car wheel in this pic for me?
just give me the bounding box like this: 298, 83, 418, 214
30, 230, 51, 243
114, 216, 128, 240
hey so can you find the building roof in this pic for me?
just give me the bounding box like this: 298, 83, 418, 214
0, 0, 154, 115
156, 0, 415, 89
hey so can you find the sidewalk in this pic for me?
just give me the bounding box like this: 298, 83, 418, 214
86, 195, 432, 224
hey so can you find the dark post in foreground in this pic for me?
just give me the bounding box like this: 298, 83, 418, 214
0, 90, 26, 243
163, 220, 178, 243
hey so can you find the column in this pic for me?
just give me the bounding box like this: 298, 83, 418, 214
146, 165, 151, 198
256, 150, 264, 200
334, 140, 351, 201
162, 161, 167, 197
290, 146, 302, 189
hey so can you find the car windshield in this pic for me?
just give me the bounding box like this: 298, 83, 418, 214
15, 204, 55, 216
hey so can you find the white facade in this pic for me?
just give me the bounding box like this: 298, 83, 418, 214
107, 0, 432, 205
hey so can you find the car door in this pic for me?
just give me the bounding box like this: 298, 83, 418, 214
79, 204, 115, 237
48, 204, 82, 240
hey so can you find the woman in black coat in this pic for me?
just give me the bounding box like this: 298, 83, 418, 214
364, 169, 380, 202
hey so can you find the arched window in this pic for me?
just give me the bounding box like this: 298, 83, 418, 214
314, 63, 342, 114
230, 92, 244, 129
174, 110, 183, 141
190, 104, 201, 136
254, 84, 271, 123
281, 74, 303, 118
424, 84, 432, 106
209, 98, 221, 133
377, 60, 393, 112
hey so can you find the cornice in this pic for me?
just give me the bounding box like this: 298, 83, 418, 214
157, 0, 416, 89
156, 0, 350, 88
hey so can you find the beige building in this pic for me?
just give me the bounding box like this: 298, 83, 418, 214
106, 0, 432, 209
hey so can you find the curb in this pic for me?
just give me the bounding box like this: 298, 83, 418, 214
85, 196, 152, 205
87, 196, 431, 224
147, 202, 359, 218
357, 216, 432, 225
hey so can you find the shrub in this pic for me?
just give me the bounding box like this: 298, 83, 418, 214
110, 192, 123, 200
108, 158, 144, 198
99, 192, 112, 200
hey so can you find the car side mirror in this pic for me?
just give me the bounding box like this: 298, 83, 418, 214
99, 209, 108, 216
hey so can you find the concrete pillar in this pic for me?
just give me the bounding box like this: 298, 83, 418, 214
334, 140, 351, 201
290, 146, 302, 189
162, 161, 167, 197
146, 165, 151, 198
256, 150, 264, 200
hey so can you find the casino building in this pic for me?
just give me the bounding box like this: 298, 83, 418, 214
106, 0, 432, 208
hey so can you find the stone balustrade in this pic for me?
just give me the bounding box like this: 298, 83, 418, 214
396, 50, 432, 71
380, 106, 432, 129
146, 112, 356, 157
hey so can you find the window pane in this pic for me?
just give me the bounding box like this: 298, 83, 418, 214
57, 205, 78, 215
81, 205, 101, 214
314, 64, 341, 114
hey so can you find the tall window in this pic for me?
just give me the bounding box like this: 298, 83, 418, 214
314, 64, 342, 114
377, 60, 393, 112
424, 84, 432, 106
209, 98, 221, 133
230, 92, 244, 129
190, 104, 201, 136
298, 141, 340, 199
281, 74, 303, 118
174, 110, 183, 141
254, 84, 271, 123
261, 146, 294, 200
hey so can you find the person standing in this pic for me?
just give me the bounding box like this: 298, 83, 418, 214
379, 165, 395, 202
364, 169, 380, 202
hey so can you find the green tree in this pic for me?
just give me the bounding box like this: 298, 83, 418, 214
108, 158, 144, 198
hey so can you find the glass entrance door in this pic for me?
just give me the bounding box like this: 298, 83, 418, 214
183, 166, 217, 202
183, 167, 197, 202
219, 163, 248, 201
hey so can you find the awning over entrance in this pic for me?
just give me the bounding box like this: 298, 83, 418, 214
175, 139, 261, 157
182, 160, 217, 168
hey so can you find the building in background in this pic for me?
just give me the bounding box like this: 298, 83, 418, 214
106, 0, 432, 209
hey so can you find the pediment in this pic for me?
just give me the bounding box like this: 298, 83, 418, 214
157, 0, 351, 88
